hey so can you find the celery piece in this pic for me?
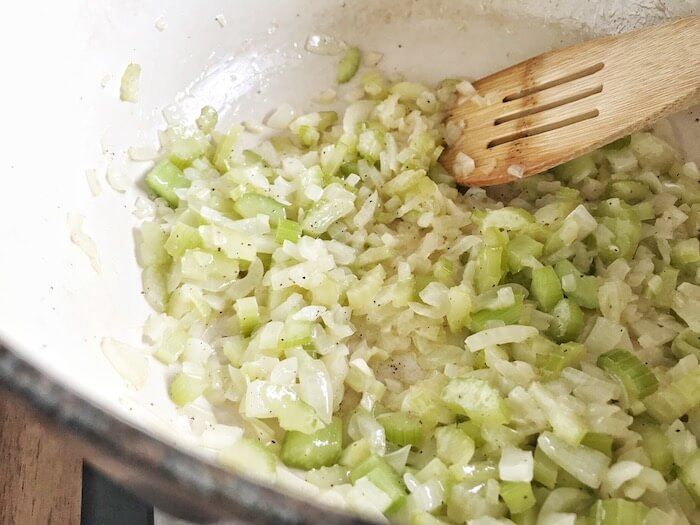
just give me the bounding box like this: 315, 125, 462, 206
213, 124, 242, 172
507, 236, 544, 273
340, 439, 371, 467
164, 223, 201, 258
671, 238, 700, 265
468, 295, 524, 333
589, 498, 649, 525
138, 221, 170, 267
630, 132, 677, 171
597, 217, 641, 263
609, 180, 649, 203
533, 445, 558, 489
597, 349, 658, 401
275, 218, 303, 244
531, 266, 564, 312
169, 371, 208, 406
233, 193, 286, 225
278, 319, 312, 350
475, 245, 504, 294
390, 81, 429, 102
350, 455, 407, 509
441, 377, 509, 425
145, 159, 190, 207
337, 47, 361, 84
234, 296, 259, 336
377, 412, 423, 447
415, 457, 450, 485
500, 481, 536, 515
537, 342, 586, 380
548, 299, 584, 343
672, 328, 700, 361
552, 155, 597, 182
580, 432, 613, 457
435, 424, 475, 465
643, 366, 700, 424
120, 63, 141, 102
219, 437, 276, 482
644, 267, 679, 309
481, 207, 535, 232
280, 417, 343, 470
433, 257, 456, 286
222, 336, 247, 367
555, 260, 599, 309
678, 450, 700, 504
637, 424, 673, 475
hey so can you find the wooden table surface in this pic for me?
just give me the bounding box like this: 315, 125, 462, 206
0, 393, 83, 525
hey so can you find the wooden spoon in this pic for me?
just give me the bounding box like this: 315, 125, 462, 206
441, 16, 700, 186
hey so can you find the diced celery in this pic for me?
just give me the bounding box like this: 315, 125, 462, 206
350, 455, 407, 511
441, 377, 509, 425
605, 148, 639, 173
383, 169, 427, 196
678, 450, 700, 504
120, 63, 141, 102
609, 180, 649, 203
555, 260, 599, 309
511, 508, 538, 525
411, 512, 451, 525
213, 124, 242, 172
630, 132, 677, 171
164, 223, 201, 258
435, 424, 475, 465
275, 218, 302, 244
433, 257, 456, 286
589, 498, 649, 525
481, 207, 535, 232
222, 336, 247, 367
312, 275, 340, 309
596, 217, 641, 263
234, 296, 260, 335
552, 155, 597, 182
580, 432, 613, 457
597, 349, 658, 401
169, 371, 208, 406
153, 324, 188, 365
507, 236, 544, 273
219, 437, 276, 483
280, 417, 343, 470
458, 421, 485, 447
138, 221, 170, 267
340, 439, 372, 468
199, 225, 256, 262
475, 245, 504, 294
233, 193, 286, 225
278, 319, 312, 350
532, 266, 564, 312
337, 47, 361, 84
468, 295, 524, 332
390, 81, 430, 102
500, 481, 536, 514
636, 423, 673, 475
672, 329, 700, 361
672, 238, 700, 265
644, 267, 678, 309
537, 342, 586, 380
547, 299, 584, 344
377, 412, 423, 447
644, 366, 700, 424
347, 266, 385, 310
145, 159, 190, 207
414, 457, 450, 485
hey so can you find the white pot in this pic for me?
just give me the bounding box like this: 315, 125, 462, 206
0, 0, 698, 522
